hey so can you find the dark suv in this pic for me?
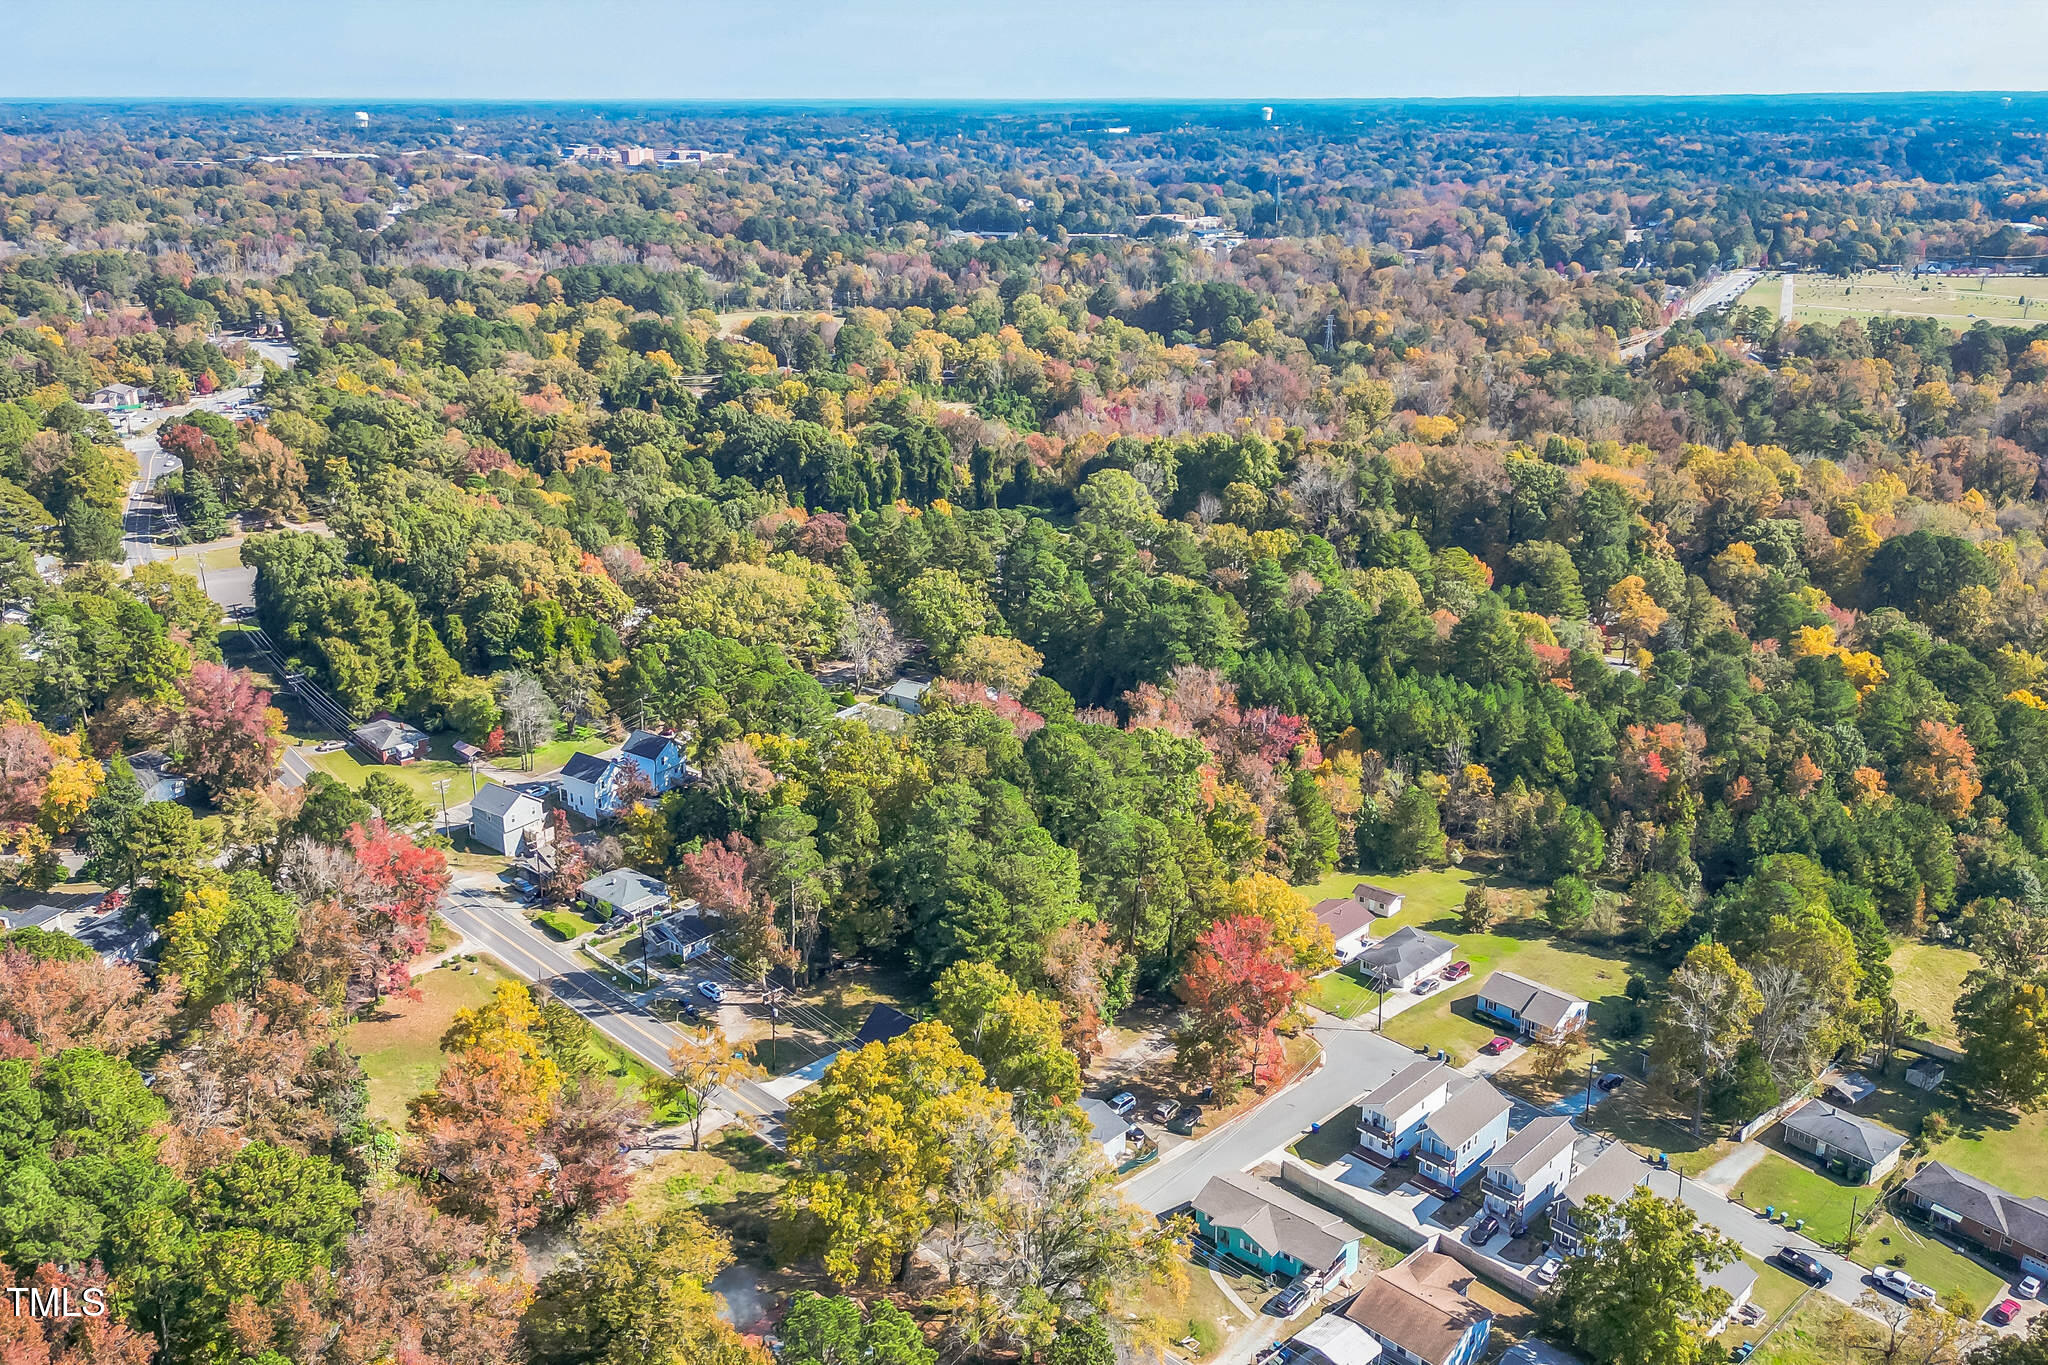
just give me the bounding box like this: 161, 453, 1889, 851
1775, 1247, 1832, 1286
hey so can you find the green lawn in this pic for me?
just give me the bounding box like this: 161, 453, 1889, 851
1307, 970, 1384, 1021
1716, 1257, 1812, 1352
1888, 941, 1980, 1049
1591, 1085, 1734, 1176
1775, 269, 2048, 328
348, 957, 512, 1123
1752, 1293, 1885, 1365
1292, 865, 1516, 931
1929, 1103, 2048, 1194
1854, 1210, 2010, 1315
1290, 1104, 1362, 1166
1728, 1152, 1868, 1248
301, 730, 612, 809
537, 909, 598, 941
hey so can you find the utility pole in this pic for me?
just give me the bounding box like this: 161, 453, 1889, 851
433, 778, 451, 838
1584, 1054, 1596, 1116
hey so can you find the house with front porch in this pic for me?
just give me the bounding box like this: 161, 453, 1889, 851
1899, 1161, 2048, 1279
1353, 927, 1455, 992
1479, 1115, 1578, 1221
1472, 971, 1590, 1043
1549, 1143, 1648, 1254
1413, 1080, 1512, 1192
1357, 1060, 1456, 1165
1778, 1102, 1906, 1185
1191, 1172, 1366, 1283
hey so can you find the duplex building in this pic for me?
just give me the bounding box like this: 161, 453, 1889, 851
1357, 1061, 1457, 1164
1353, 927, 1455, 992
468, 782, 547, 857
1549, 1143, 1648, 1253
1479, 1115, 1578, 1221
1899, 1162, 2048, 1279
1340, 1248, 1492, 1365
1778, 1102, 1907, 1185
1192, 1172, 1367, 1282
1472, 971, 1590, 1043
1413, 1080, 1512, 1192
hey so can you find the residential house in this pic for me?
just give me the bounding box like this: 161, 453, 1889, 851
1355, 882, 1405, 917
1341, 1248, 1492, 1365
90, 383, 144, 408
468, 782, 547, 857
125, 751, 186, 804
1357, 1060, 1456, 1164
1906, 1057, 1947, 1093
644, 908, 716, 961
1701, 1261, 1758, 1335
1080, 1098, 1133, 1161
350, 717, 429, 765
1287, 1316, 1385, 1365
1479, 1116, 1578, 1220
1413, 1080, 1513, 1192
619, 730, 689, 794
1191, 1172, 1366, 1282
559, 752, 626, 821
1472, 972, 1590, 1043
1899, 1162, 2048, 1278
1315, 896, 1381, 961
1778, 1102, 1907, 1184
1353, 927, 1455, 992
577, 868, 669, 922
1550, 1143, 1648, 1253
881, 678, 933, 715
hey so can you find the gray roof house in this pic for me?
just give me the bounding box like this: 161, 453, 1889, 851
1473, 971, 1590, 1042
351, 717, 429, 764
468, 782, 546, 857
1900, 1162, 2048, 1276
1191, 1172, 1367, 1280
1079, 1098, 1133, 1158
1479, 1115, 1579, 1218
1352, 926, 1456, 991
881, 678, 933, 715
1550, 1142, 1649, 1252
577, 868, 669, 921
1415, 1078, 1513, 1191
1778, 1102, 1907, 1184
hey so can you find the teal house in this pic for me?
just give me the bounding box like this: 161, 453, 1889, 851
1191, 1172, 1365, 1281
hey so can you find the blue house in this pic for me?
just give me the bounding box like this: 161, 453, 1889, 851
620, 730, 689, 793
1356, 1060, 1456, 1164
1413, 1079, 1512, 1192
1342, 1248, 1493, 1365
1192, 1172, 1365, 1282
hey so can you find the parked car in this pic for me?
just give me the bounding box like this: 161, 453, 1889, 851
1534, 1257, 1563, 1285
1413, 977, 1440, 995
1150, 1100, 1182, 1125
2019, 1276, 2043, 1300
1481, 1036, 1514, 1056
1267, 1281, 1312, 1318
1108, 1091, 1138, 1117
1990, 1299, 2023, 1327
1597, 1072, 1628, 1092
1775, 1248, 1832, 1286
1470, 1214, 1501, 1245
697, 980, 725, 1003
1873, 1267, 1938, 1305
1442, 960, 1472, 981
1168, 1107, 1200, 1136
1730, 1343, 1756, 1362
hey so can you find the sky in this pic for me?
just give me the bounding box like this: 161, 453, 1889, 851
11, 0, 2048, 102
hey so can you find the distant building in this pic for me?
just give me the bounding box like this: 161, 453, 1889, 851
90, 382, 145, 408
1701, 1260, 1758, 1335
1825, 1073, 1879, 1107
350, 717, 429, 765
1479, 1115, 1578, 1220
619, 730, 689, 793
852, 1004, 916, 1048
1191, 1172, 1365, 1282
1352, 927, 1454, 992
1549, 1143, 1648, 1254
881, 678, 933, 715
1906, 1057, 1947, 1093
125, 751, 186, 804
1473, 971, 1590, 1043
1778, 1103, 1906, 1184
559, 752, 627, 820
577, 868, 669, 921
836, 701, 911, 734
1341, 1248, 1492, 1365
1354, 882, 1405, 917
468, 782, 546, 857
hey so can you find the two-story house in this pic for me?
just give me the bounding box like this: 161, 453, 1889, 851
1357, 1060, 1456, 1165
559, 752, 626, 821
1472, 971, 1590, 1043
469, 782, 547, 857
619, 729, 689, 794
1413, 1080, 1512, 1193
1341, 1248, 1492, 1365
1479, 1115, 1578, 1221
1548, 1143, 1647, 1254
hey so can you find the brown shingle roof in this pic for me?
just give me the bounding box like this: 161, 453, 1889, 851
1343, 1250, 1492, 1365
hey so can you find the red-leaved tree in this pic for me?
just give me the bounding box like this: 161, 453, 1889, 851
345, 820, 449, 1000
174, 661, 284, 798
1173, 914, 1306, 1094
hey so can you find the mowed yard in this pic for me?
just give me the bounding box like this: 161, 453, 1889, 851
297, 730, 614, 810
348, 956, 513, 1123
1888, 940, 1979, 1049
1755, 269, 2048, 328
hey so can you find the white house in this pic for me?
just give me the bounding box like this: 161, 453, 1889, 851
619, 730, 689, 793
1314, 895, 1381, 960
559, 752, 626, 821
1080, 1098, 1132, 1161
1479, 1116, 1578, 1221
90, 382, 145, 408
1354, 881, 1405, 917
1353, 927, 1455, 992
468, 782, 546, 857
1357, 1060, 1456, 1164
1413, 1079, 1512, 1192
1473, 971, 1590, 1043
881, 678, 932, 714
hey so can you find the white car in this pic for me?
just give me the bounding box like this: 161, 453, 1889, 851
1534, 1257, 1563, 1286
1872, 1267, 1937, 1304
2018, 1275, 2042, 1300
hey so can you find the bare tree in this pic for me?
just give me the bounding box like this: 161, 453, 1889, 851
496, 671, 556, 770
839, 602, 909, 692
1285, 453, 1356, 535
1752, 961, 1832, 1091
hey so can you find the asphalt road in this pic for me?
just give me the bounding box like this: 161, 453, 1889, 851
1124, 1020, 1419, 1214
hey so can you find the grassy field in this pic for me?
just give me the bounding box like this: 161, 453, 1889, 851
1929, 1102, 2048, 1194
1291, 865, 1516, 930
1854, 1210, 2010, 1315
537, 909, 598, 940
348, 957, 511, 1123
1888, 941, 1980, 1048
1307, 970, 1383, 1021
1290, 1103, 1362, 1165
301, 730, 611, 809
1759, 269, 2048, 328
1729, 1152, 1867, 1247
1592, 1085, 1733, 1176
1751, 1292, 1886, 1365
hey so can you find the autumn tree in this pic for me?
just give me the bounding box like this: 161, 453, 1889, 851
1652, 941, 1762, 1134
1172, 914, 1306, 1094
656, 1025, 761, 1150
172, 661, 284, 798
930, 961, 1081, 1108
0, 944, 180, 1059
1903, 719, 1983, 821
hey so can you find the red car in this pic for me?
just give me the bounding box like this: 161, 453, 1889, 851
1990, 1299, 2023, 1327
1481, 1036, 1514, 1056
1442, 961, 1472, 982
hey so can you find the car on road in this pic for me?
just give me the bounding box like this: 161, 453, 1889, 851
1442, 960, 1472, 982
1775, 1248, 1833, 1286
1990, 1299, 2024, 1327
697, 980, 725, 1003
2019, 1276, 2042, 1300
1872, 1267, 1937, 1305
1266, 1280, 1313, 1318
1481, 1036, 1514, 1056
1107, 1091, 1138, 1117
1149, 1100, 1182, 1124
1534, 1257, 1562, 1285
1413, 977, 1440, 995
1597, 1072, 1628, 1092
1469, 1214, 1500, 1246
